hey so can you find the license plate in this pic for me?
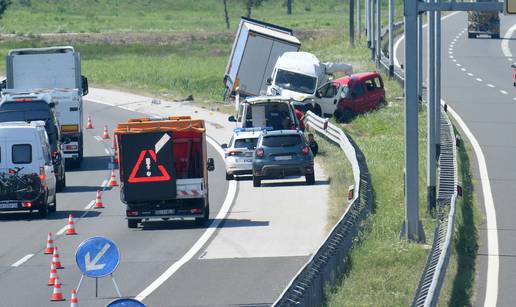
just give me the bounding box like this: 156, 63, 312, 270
0, 202, 18, 209
238, 158, 253, 163
155, 209, 175, 215
275, 156, 292, 161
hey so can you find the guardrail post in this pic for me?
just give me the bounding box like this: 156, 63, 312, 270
371, 0, 376, 59
375, 0, 381, 66
366, 0, 371, 47
388, 0, 394, 76
435, 1, 442, 160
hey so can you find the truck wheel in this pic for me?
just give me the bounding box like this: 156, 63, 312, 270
38, 198, 49, 218
253, 176, 261, 187
305, 173, 315, 185
226, 172, 234, 180
492, 34, 500, 39
337, 109, 354, 123
128, 219, 140, 229
468, 32, 475, 39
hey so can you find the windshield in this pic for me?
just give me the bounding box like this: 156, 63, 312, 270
0, 101, 51, 123
275, 69, 317, 94
234, 138, 258, 150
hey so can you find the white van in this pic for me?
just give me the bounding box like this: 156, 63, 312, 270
228, 97, 300, 130
0, 121, 57, 217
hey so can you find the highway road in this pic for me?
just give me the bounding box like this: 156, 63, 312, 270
396, 12, 516, 307
0, 88, 330, 306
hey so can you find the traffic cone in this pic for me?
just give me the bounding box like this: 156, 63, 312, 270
86, 116, 93, 129
70, 289, 78, 307
94, 190, 104, 209
109, 169, 118, 187
48, 262, 58, 286
102, 125, 110, 139
111, 136, 117, 149
113, 147, 119, 164
65, 214, 77, 235
51, 277, 65, 301
44, 232, 55, 254
52, 246, 63, 269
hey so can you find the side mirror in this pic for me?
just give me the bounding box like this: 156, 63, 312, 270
266, 77, 272, 85
316, 90, 322, 98
228, 115, 236, 122
49, 102, 56, 108
221, 143, 228, 149
81, 75, 89, 96
512, 64, 516, 68
0, 79, 6, 91
207, 158, 215, 171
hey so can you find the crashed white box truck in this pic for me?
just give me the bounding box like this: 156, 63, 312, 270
224, 18, 301, 99
3, 46, 89, 166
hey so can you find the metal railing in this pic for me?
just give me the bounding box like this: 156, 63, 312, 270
375, 23, 459, 307
273, 111, 373, 307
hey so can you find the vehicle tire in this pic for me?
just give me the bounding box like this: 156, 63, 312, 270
49, 196, 57, 213
128, 219, 139, 229
226, 172, 234, 180
314, 104, 322, 117
38, 197, 49, 218
513, 82, 516, 87
468, 32, 475, 39
56, 173, 66, 192
195, 203, 210, 226
492, 34, 500, 39
253, 176, 261, 187
379, 97, 387, 108
337, 108, 354, 123
305, 173, 315, 185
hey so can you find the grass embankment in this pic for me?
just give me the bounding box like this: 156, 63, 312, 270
0, 0, 440, 305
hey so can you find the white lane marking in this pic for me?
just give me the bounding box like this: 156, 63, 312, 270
456, 63, 462, 67
101, 180, 108, 188
477, 78, 483, 82
461, 68, 467, 72
500, 90, 508, 95
11, 254, 34, 267
501, 23, 516, 58
84, 200, 95, 210
392, 11, 461, 68
452, 59, 457, 62
487, 84, 495, 88
449, 51, 453, 55
449, 48, 453, 51
450, 55, 454, 59
509, 58, 513, 62
468, 73, 474, 77
104, 148, 110, 155
56, 225, 67, 236
443, 101, 500, 307
134, 135, 238, 302
94, 136, 102, 142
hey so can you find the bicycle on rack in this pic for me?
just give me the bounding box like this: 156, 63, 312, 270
0, 167, 40, 201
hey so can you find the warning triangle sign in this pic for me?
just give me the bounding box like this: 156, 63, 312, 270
128, 149, 171, 183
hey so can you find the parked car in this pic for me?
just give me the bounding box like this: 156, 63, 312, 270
228, 97, 300, 131
314, 72, 386, 122
0, 92, 66, 190
223, 128, 262, 180
0, 121, 57, 217
252, 130, 314, 187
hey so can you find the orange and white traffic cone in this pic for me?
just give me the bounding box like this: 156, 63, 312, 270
51, 277, 65, 301
113, 147, 119, 164
109, 169, 118, 187
48, 262, 58, 286
94, 190, 104, 209
44, 232, 55, 254
102, 125, 110, 139
65, 214, 77, 235
70, 289, 79, 307
86, 116, 93, 129
111, 135, 117, 149
52, 246, 63, 269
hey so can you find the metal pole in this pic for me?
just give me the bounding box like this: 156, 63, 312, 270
427, 0, 436, 216
95, 277, 98, 297
375, 0, 381, 65
388, 0, 394, 75
350, 0, 355, 47
402, 0, 425, 242
371, 0, 376, 59
366, 0, 370, 47
357, 0, 361, 39
435, 3, 442, 160
418, 14, 423, 102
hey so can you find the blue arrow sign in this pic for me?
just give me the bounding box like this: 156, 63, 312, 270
107, 298, 146, 307
76, 236, 120, 278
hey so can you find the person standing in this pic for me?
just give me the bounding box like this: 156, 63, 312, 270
307, 133, 318, 157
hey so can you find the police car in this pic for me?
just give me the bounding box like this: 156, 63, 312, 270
222, 128, 267, 180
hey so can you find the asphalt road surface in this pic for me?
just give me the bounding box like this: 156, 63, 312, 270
396, 12, 516, 307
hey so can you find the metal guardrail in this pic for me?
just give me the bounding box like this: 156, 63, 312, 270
273, 111, 373, 307
375, 23, 459, 307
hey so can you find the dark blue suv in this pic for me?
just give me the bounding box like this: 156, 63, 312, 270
252, 130, 314, 187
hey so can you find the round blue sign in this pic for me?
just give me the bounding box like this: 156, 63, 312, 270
75, 236, 120, 278
106, 298, 146, 307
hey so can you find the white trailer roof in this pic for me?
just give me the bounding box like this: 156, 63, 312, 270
245, 23, 300, 45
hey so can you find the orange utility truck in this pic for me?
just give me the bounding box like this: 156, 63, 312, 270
114, 116, 215, 229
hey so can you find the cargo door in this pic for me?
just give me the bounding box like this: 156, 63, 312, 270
238, 34, 273, 96
0, 141, 5, 174
119, 132, 176, 203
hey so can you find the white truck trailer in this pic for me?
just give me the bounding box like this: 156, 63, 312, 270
3, 46, 89, 167
224, 18, 301, 99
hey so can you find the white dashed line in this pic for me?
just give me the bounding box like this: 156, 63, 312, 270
487, 84, 495, 88
456, 63, 462, 67
461, 68, 467, 72
449, 51, 453, 54
477, 78, 483, 82
452, 59, 457, 62
509, 58, 513, 62
56, 225, 67, 236
449, 48, 453, 51
101, 180, 108, 188
104, 148, 110, 155
450, 55, 454, 59
94, 136, 102, 142
500, 90, 508, 94
84, 200, 95, 210
468, 73, 474, 76
513, 97, 516, 101
11, 254, 34, 267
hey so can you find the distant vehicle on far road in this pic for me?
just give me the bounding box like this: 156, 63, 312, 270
467, 10, 500, 39
0, 121, 57, 217
223, 127, 263, 180
252, 130, 314, 187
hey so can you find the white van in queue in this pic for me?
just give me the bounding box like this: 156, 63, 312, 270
0, 121, 57, 217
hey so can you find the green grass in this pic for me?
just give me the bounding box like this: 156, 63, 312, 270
437, 126, 481, 306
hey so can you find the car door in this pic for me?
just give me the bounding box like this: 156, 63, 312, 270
349, 83, 367, 113
40, 130, 56, 198
315, 82, 340, 116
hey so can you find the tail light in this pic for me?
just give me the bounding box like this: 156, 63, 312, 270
227, 150, 242, 156
22, 202, 32, 208
301, 146, 310, 155
8, 168, 15, 174
255, 148, 264, 158
39, 167, 46, 182
127, 211, 139, 217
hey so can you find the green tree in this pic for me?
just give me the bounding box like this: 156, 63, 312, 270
243, 0, 266, 18
0, 0, 11, 18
